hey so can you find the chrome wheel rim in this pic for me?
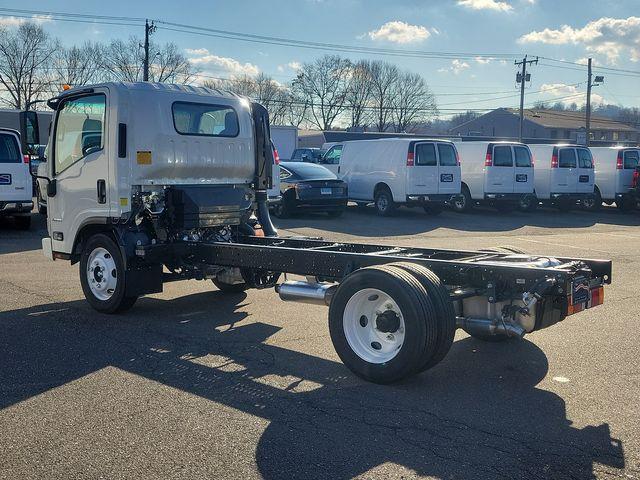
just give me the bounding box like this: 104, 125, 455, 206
376, 194, 388, 212
87, 247, 117, 301
343, 288, 405, 364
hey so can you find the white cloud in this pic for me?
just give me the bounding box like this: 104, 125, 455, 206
367, 21, 431, 44
0, 14, 53, 27
457, 0, 513, 12
287, 61, 302, 71
474, 56, 492, 64
439, 59, 471, 75
186, 48, 260, 76
539, 83, 605, 106
519, 16, 640, 63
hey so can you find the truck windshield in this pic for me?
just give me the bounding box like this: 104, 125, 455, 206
0, 134, 20, 163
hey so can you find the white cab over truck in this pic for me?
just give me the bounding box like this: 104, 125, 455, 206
453, 141, 536, 213
25, 82, 612, 385
529, 144, 596, 210
329, 138, 461, 216
592, 146, 640, 211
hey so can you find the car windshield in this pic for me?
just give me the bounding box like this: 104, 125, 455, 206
281, 162, 336, 180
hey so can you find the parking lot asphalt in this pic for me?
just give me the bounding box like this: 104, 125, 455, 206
1, 205, 639, 480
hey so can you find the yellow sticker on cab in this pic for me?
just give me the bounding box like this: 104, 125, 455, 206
137, 151, 152, 165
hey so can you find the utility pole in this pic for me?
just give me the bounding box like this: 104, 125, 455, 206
584, 58, 604, 147
143, 19, 156, 81
515, 55, 538, 142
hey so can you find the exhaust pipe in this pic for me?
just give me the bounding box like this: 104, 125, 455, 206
277, 281, 337, 306
456, 316, 526, 339
255, 190, 278, 237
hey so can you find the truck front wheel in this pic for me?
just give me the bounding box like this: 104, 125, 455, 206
80, 233, 137, 313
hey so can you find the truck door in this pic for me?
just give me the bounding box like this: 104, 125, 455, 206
487, 145, 514, 194
553, 148, 578, 193
436, 143, 460, 195
513, 145, 534, 194
321, 145, 342, 176
47, 92, 110, 253
576, 148, 594, 193
409, 142, 438, 195
0, 131, 30, 202
620, 149, 640, 192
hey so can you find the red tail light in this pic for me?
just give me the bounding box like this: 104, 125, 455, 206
633, 169, 640, 188
23, 154, 30, 164
455, 150, 460, 166
484, 147, 492, 167
616, 150, 624, 170
407, 151, 415, 166
531, 155, 535, 167
551, 153, 559, 168
273, 148, 280, 165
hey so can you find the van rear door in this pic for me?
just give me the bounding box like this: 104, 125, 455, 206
0, 131, 30, 202
552, 147, 578, 193
513, 145, 534, 194
408, 142, 439, 195
619, 149, 639, 193
576, 148, 594, 193
486, 145, 513, 194
436, 143, 460, 195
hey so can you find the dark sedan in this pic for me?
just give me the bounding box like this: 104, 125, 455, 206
272, 162, 348, 218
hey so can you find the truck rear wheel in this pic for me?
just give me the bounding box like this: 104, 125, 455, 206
390, 263, 455, 372
80, 233, 138, 314
328, 265, 437, 384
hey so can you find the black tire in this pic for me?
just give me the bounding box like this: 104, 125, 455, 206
272, 191, 294, 218
518, 194, 538, 212
582, 190, 601, 212
390, 263, 456, 372
374, 187, 396, 217
14, 215, 31, 230
423, 204, 443, 216
328, 265, 436, 384
451, 185, 472, 213
79, 233, 138, 314
327, 209, 344, 218
212, 278, 248, 293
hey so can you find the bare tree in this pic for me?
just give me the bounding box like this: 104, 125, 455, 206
368, 61, 400, 132
391, 72, 437, 133
50, 42, 102, 92
0, 22, 58, 109
345, 60, 372, 128
100, 37, 194, 83
291, 55, 351, 130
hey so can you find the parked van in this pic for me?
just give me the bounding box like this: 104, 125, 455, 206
529, 144, 595, 210
592, 146, 640, 210
336, 138, 461, 216
0, 128, 32, 229
453, 142, 535, 212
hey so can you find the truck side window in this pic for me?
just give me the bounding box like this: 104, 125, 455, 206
577, 149, 593, 168
493, 146, 513, 167
323, 145, 342, 165
172, 102, 239, 137
559, 149, 577, 168
624, 150, 639, 169
514, 146, 532, 167
437, 144, 457, 166
54, 94, 106, 175
415, 144, 436, 166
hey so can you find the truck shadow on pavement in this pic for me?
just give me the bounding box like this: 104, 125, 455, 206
274, 205, 640, 238
0, 212, 47, 255
0, 292, 626, 479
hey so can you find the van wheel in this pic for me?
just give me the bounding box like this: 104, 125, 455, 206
451, 186, 472, 213
328, 265, 436, 383
582, 190, 601, 211
374, 188, 395, 216
423, 204, 443, 215
272, 192, 294, 218
80, 233, 138, 314
14, 215, 31, 230
518, 194, 538, 212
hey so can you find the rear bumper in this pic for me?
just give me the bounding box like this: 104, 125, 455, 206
294, 198, 347, 211
549, 193, 592, 202
406, 194, 455, 205
484, 193, 531, 202
0, 200, 33, 214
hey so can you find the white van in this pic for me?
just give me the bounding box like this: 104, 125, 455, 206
592, 146, 640, 210
335, 138, 461, 216
0, 128, 32, 229
529, 144, 595, 210
453, 142, 535, 212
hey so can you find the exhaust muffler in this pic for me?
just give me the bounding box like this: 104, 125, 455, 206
277, 281, 337, 306
456, 316, 526, 338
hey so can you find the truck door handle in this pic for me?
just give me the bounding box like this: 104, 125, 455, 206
97, 179, 106, 204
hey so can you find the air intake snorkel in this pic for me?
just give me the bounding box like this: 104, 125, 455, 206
251, 101, 278, 237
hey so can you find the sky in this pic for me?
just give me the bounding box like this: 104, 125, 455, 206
2, 0, 639, 116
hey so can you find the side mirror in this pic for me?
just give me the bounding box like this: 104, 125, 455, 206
19, 110, 40, 154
